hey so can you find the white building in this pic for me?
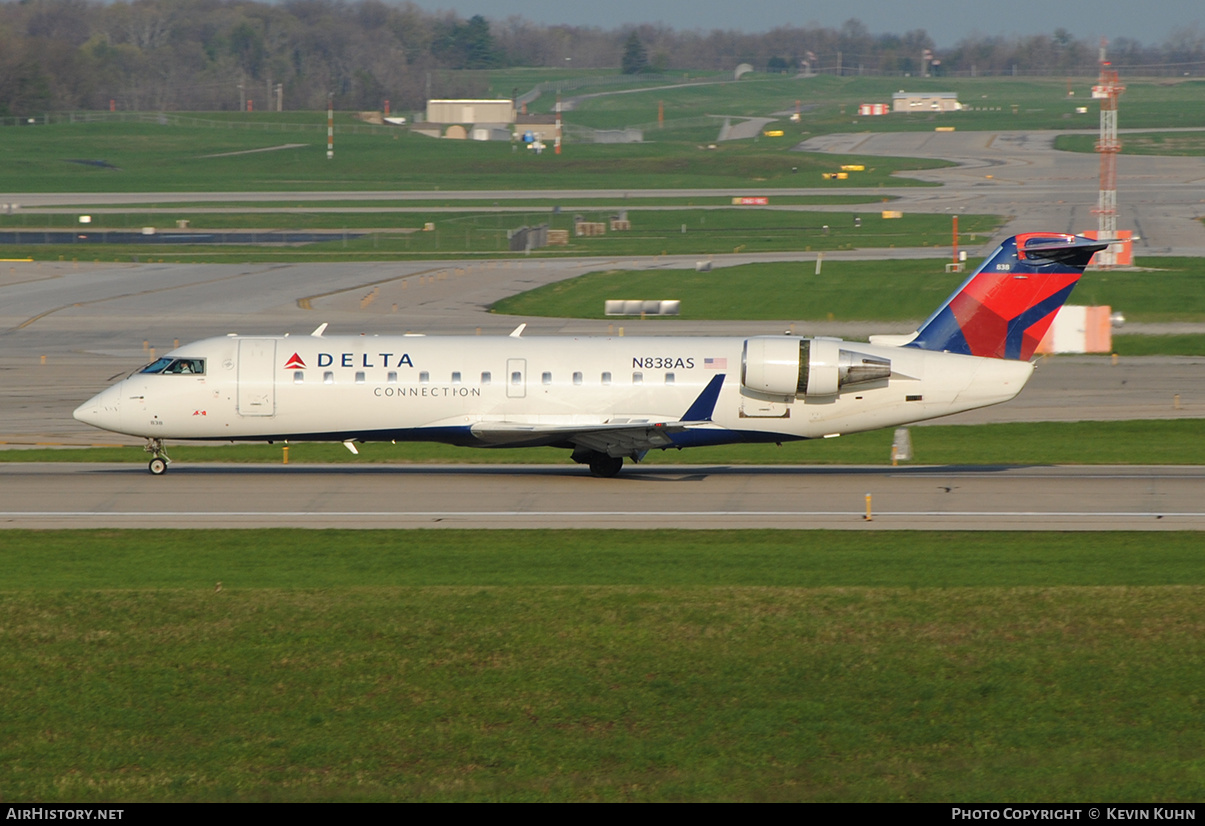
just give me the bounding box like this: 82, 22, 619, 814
426, 99, 515, 125
892, 92, 962, 113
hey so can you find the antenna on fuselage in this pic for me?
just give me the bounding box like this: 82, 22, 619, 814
509, 323, 526, 338
311, 323, 328, 337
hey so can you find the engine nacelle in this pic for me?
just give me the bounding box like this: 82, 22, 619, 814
742, 337, 891, 397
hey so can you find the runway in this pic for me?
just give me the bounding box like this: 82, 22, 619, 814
2, 462, 1202, 530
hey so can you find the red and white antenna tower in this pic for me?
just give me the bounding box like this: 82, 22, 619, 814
1092, 38, 1124, 268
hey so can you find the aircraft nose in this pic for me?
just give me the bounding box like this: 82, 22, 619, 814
74, 383, 123, 431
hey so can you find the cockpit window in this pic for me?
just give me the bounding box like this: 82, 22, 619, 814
140, 358, 205, 375
139, 358, 173, 374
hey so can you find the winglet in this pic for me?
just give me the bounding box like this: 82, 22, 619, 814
681, 374, 725, 422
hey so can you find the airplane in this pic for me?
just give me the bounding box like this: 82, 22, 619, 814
73, 233, 1106, 477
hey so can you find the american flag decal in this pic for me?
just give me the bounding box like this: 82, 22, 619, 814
704, 357, 727, 369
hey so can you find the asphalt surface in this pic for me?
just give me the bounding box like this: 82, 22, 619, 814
2, 462, 1201, 530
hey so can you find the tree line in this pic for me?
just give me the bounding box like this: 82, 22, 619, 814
2, 0, 1202, 117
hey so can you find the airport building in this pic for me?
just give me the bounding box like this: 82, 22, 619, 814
425, 99, 515, 124
892, 92, 962, 113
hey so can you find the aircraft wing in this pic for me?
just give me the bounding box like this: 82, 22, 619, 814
471, 418, 706, 452
468, 374, 725, 456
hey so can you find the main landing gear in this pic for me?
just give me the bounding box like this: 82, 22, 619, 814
572, 449, 625, 478
144, 438, 171, 475
589, 454, 624, 478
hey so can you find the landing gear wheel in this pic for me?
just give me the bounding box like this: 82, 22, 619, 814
144, 438, 171, 475
588, 454, 624, 478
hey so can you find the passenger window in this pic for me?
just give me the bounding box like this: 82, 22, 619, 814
601, 372, 612, 385
665, 372, 675, 385
573, 372, 583, 386
542, 372, 552, 385
481, 371, 491, 385
294, 371, 304, 384
355, 371, 365, 384
511, 371, 522, 385
452, 371, 461, 384
633, 372, 643, 385
387, 371, 397, 384
419, 371, 429, 384
323, 371, 334, 385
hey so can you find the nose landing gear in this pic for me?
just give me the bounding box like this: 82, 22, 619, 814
144, 438, 171, 475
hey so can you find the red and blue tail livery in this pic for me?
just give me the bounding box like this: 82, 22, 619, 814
906, 233, 1107, 360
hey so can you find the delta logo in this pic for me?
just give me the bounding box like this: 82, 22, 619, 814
283, 352, 415, 370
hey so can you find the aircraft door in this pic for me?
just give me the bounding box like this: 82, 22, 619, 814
237, 339, 277, 417
506, 358, 526, 399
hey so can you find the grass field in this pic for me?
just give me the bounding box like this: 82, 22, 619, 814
9, 419, 1205, 466
0, 118, 947, 193
562, 74, 1205, 136
491, 257, 1205, 323
1055, 131, 1205, 156
2, 529, 1203, 802
3, 76, 1202, 199
1112, 335, 1205, 356
0, 210, 997, 261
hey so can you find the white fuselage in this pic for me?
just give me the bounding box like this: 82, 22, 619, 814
74, 333, 1034, 452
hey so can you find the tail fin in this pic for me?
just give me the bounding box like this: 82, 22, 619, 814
905, 233, 1107, 360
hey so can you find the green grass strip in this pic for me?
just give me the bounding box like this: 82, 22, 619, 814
1, 530, 1203, 802
1, 529, 1203, 589
0, 210, 996, 261
13, 419, 1205, 465
1112, 334, 1205, 356
492, 257, 1205, 322
1055, 132, 1205, 156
